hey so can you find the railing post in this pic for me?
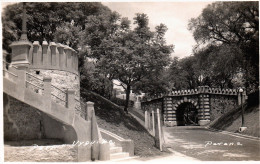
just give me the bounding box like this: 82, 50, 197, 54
145, 110, 148, 129
157, 108, 163, 151
152, 110, 155, 136
66, 89, 75, 109
43, 77, 52, 112
15, 67, 27, 100
86, 101, 100, 161
43, 77, 52, 94
3, 50, 7, 70
87, 101, 94, 121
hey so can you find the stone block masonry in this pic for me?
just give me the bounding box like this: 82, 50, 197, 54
141, 86, 245, 126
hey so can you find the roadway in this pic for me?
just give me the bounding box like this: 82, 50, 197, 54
163, 126, 260, 161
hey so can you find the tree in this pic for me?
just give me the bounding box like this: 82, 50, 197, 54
188, 1, 259, 92
96, 14, 173, 112
2, 2, 116, 98
80, 59, 113, 99
2, 2, 112, 52
193, 44, 244, 88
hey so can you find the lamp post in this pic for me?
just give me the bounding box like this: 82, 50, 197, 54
239, 88, 247, 132
239, 88, 244, 127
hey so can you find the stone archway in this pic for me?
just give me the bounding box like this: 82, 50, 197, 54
176, 102, 199, 126
174, 99, 199, 126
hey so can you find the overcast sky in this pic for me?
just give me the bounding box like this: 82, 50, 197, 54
102, 2, 212, 59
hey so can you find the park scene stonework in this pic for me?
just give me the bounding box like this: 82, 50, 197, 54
2, 1, 259, 162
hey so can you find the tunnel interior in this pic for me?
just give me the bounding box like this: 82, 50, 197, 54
176, 102, 198, 126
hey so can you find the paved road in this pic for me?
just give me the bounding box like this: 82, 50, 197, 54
163, 126, 260, 161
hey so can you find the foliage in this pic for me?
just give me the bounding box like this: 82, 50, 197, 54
2, 2, 112, 51
94, 13, 173, 111
110, 97, 134, 107
80, 59, 113, 99
188, 1, 259, 92
2, 2, 116, 99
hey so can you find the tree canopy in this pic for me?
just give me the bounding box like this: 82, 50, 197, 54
2, 2, 112, 52
188, 1, 259, 92
93, 13, 173, 111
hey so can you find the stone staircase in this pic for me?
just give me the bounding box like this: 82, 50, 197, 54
3, 63, 103, 161
109, 142, 138, 161
3, 61, 138, 161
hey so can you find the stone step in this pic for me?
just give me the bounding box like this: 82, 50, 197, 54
110, 152, 129, 160
110, 147, 122, 154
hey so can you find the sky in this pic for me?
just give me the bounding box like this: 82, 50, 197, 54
102, 1, 212, 59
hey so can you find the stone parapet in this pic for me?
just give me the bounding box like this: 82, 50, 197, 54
28, 41, 78, 75
141, 86, 238, 102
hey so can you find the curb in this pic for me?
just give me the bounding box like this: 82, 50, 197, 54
206, 126, 260, 141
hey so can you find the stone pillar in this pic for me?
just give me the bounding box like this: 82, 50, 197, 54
87, 101, 94, 121
50, 42, 57, 67
65, 46, 73, 71
156, 108, 163, 151
43, 77, 52, 112
15, 67, 28, 100
55, 43, 60, 69
57, 43, 65, 70
99, 142, 110, 161
71, 51, 75, 72
64, 46, 69, 69
164, 97, 176, 126
152, 110, 155, 136
42, 41, 49, 67
198, 86, 211, 126
75, 54, 78, 71
3, 50, 7, 70
10, 40, 32, 67
32, 41, 42, 66
91, 108, 100, 161
145, 110, 148, 129
86, 101, 100, 161
66, 89, 75, 109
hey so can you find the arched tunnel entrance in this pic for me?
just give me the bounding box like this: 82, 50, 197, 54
176, 102, 199, 126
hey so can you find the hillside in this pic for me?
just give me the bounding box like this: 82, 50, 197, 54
81, 90, 169, 157
209, 91, 259, 138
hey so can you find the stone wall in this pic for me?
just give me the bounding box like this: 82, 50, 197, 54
4, 94, 44, 141
141, 86, 241, 126
5, 144, 78, 162
210, 94, 238, 121
4, 93, 77, 143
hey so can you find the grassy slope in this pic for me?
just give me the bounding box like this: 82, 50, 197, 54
81, 90, 168, 157
209, 91, 259, 138
224, 106, 259, 137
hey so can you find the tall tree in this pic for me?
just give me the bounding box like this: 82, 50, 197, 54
188, 1, 259, 92
96, 14, 173, 112
2, 2, 112, 51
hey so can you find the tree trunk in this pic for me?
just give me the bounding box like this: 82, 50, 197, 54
124, 85, 131, 113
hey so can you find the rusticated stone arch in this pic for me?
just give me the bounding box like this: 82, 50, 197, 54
173, 99, 199, 111
173, 99, 199, 110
